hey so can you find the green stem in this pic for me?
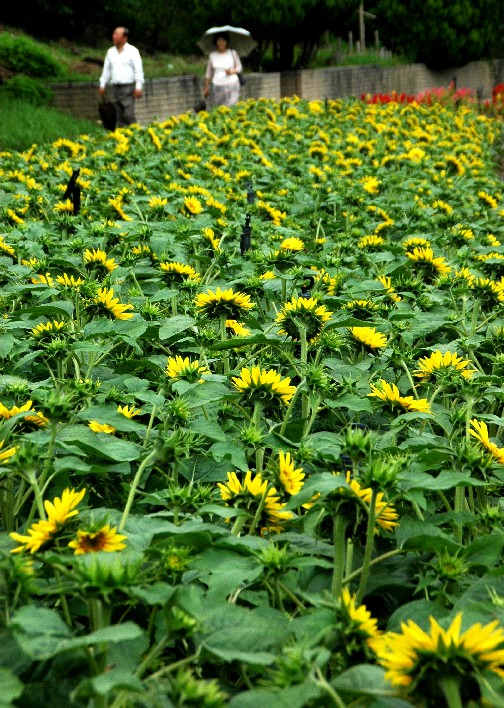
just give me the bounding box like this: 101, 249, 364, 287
355, 486, 378, 604
345, 538, 354, 578
279, 379, 305, 436
303, 395, 321, 438
255, 447, 265, 474
0, 479, 15, 532
119, 448, 158, 532
332, 514, 349, 598
344, 548, 404, 584
438, 675, 463, 708
277, 580, 306, 610
248, 486, 269, 535
399, 359, 420, 398
314, 666, 346, 708
26, 469, 46, 520
281, 277, 287, 302
143, 405, 157, 447
231, 513, 248, 536
454, 486, 465, 544
219, 314, 229, 375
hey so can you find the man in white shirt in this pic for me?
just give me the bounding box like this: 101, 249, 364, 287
99, 27, 144, 127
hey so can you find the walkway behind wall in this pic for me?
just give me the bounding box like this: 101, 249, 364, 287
50, 58, 504, 126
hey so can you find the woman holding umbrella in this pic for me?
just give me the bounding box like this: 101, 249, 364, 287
203, 31, 243, 107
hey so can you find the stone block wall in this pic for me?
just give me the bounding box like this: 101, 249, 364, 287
50, 59, 504, 125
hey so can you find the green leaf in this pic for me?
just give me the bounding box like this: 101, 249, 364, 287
198, 605, 290, 665
74, 668, 144, 699
332, 664, 395, 698
17, 300, 74, 318
77, 405, 145, 432
181, 381, 231, 408
158, 315, 196, 340
57, 426, 141, 462
11, 605, 71, 637
209, 441, 249, 471
0, 668, 23, 707
326, 393, 372, 412
465, 534, 504, 568
229, 682, 321, 708
210, 333, 283, 351
90, 668, 144, 696
11, 606, 71, 660
63, 622, 143, 650
190, 418, 227, 441
304, 431, 342, 461
129, 582, 176, 606
387, 599, 448, 632
190, 548, 263, 601
0, 334, 15, 358
396, 518, 460, 553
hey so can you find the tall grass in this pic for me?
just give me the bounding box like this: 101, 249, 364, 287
0, 96, 101, 151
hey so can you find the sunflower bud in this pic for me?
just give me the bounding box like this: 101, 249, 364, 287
363, 457, 402, 491
239, 424, 264, 446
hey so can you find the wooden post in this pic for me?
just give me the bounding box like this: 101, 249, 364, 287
359, 3, 366, 51
375, 30, 379, 51
348, 30, 353, 54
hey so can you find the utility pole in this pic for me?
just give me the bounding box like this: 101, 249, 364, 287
358, 3, 377, 53
359, 3, 365, 52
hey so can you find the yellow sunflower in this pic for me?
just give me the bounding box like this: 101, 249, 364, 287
30, 320, 67, 339
369, 613, 504, 697
469, 419, 504, 463
159, 261, 200, 283
165, 355, 210, 383
44, 487, 86, 526
276, 296, 332, 342
182, 195, 203, 215
349, 326, 387, 350
340, 588, 381, 643
368, 380, 432, 415
344, 471, 399, 533
92, 287, 134, 320
279, 237, 305, 252
470, 277, 504, 305
231, 367, 296, 407
413, 350, 477, 382
83, 248, 118, 273
194, 288, 255, 320
117, 404, 142, 418
0, 440, 17, 463
10, 487, 86, 554
277, 451, 305, 495
56, 273, 85, 288
226, 320, 251, 337
69, 525, 127, 554
89, 421, 116, 434
376, 275, 402, 303
217, 471, 293, 532
0, 400, 47, 427
406, 247, 451, 277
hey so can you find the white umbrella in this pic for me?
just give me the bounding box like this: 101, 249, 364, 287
197, 25, 257, 56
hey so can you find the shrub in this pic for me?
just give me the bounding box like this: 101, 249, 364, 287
0, 32, 61, 79
0, 75, 53, 105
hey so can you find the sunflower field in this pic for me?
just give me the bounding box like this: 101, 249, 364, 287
2, 94, 504, 708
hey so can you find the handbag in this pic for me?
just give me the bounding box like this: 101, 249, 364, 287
194, 98, 207, 113
232, 50, 245, 86
98, 98, 116, 131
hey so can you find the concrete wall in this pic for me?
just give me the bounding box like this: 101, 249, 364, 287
290, 60, 502, 101
50, 59, 504, 125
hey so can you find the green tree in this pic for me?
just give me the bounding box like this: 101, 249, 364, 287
368, 0, 504, 69
189, 0, 359, 70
